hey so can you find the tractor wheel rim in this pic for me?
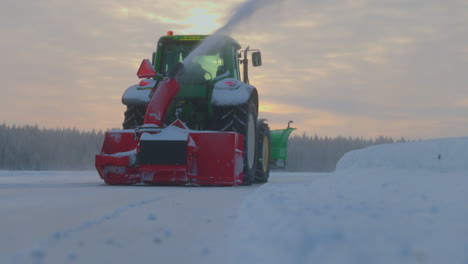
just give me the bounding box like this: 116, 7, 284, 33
247, 113, 255, 169
262, 135, 269, 172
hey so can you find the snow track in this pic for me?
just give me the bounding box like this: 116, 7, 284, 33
0, 171, 265, 264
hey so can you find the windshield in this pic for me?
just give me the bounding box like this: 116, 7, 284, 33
160, 41, 198, 74
161, 40, 226, 83
184, 52, 225, 81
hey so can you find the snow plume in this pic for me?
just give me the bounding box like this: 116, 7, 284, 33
182, 0, 283, 65
215, 0, 284, 35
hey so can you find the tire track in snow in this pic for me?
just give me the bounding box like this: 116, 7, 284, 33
6, 193, 175, 264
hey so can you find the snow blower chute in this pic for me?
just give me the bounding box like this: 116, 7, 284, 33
95, 33, 271, 185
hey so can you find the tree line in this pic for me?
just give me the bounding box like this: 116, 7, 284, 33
0, 123, 405, 171
0, 123, 103, 170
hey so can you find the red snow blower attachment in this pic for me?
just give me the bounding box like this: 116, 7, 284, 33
95, 63, 245, 185
95, 123, 244, 185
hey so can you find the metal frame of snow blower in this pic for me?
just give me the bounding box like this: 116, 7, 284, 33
96, 120, 245, 185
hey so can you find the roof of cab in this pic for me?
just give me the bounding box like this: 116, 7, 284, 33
158, 34, 241, 50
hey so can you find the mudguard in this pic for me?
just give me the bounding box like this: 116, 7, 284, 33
121, 79, 157, 106
211, 78, 255, 106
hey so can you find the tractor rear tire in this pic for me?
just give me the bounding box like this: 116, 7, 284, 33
213, 100, 258, 185
122, 105, 147, 129
255, 122, 271, 183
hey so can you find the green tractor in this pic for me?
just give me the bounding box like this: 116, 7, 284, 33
119, 32, 270, 184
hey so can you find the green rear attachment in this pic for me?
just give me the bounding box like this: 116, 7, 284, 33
270, 121, 296, 169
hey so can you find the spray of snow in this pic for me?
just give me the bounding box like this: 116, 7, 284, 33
182, 0, 283, 67
216, 0, 284, 35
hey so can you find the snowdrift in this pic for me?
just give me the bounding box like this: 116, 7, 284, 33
223, 138, 468, 264
336, 137, 468, 172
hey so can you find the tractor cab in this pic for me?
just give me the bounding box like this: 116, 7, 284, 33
154, 34, 240, 82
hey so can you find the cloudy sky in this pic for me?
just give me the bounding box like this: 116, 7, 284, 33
1, 0, 467, 139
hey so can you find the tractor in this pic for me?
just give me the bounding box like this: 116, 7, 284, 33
95, 32, 271, 185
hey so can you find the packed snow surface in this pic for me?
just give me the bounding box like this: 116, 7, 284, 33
1, 137, 468, 264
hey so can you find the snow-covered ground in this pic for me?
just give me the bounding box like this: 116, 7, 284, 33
223, 138, 468, 264
1, 137, 467, 264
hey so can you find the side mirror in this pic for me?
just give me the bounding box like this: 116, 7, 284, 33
252, 51, 262, 67
137, 59, 157, 78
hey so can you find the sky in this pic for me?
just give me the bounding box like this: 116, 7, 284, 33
0, 0, 467, 139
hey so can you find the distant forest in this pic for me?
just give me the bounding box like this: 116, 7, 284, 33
0, 124, 405, 172
0, 124, 103, 170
